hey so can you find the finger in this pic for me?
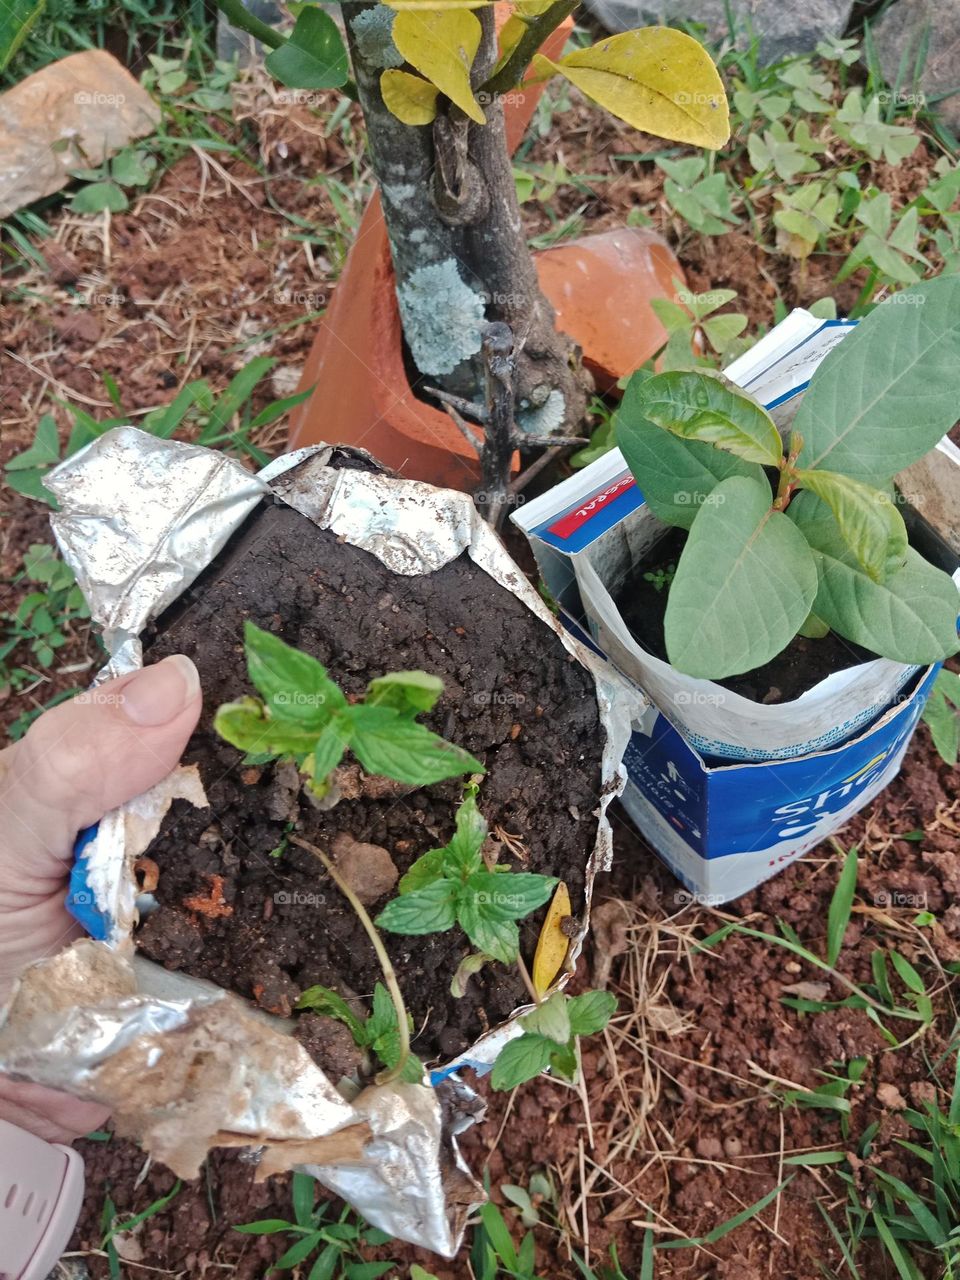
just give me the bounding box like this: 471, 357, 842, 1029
0, 656, 202, 889
0, 1073, 110, 1143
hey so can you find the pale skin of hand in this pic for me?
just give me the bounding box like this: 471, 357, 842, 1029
0, 655, 202, 1142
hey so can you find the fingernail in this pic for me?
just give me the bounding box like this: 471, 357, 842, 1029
122, 655, 201, 726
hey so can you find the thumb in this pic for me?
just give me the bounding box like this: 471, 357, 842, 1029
0, 656, 202, 890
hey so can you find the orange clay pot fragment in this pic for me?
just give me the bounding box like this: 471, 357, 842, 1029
288, 18, 686, 489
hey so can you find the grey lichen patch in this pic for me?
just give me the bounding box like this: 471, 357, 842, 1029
397, 259, 485, 377
518, 388, 566, 435
350, 5, 403, 69
382, 182, 416, 208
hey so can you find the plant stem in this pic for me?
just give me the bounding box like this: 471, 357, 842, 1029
773, 430, 803, 511
213, 0, 285, 50
515, 951, 542, 1006
481, 0, 579, 99
289, 834, 412, 1085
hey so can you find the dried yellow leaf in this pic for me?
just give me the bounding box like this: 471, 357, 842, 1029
532, 880, 572, 995
381, 69, 440, 125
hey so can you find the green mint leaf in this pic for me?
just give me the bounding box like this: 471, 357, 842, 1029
547, 1041, 579, 1082
366, 981, 398, 1042
365, 670, 443, 716
567, 990, 618, 1037
348, 705, 483, 785
244, 621, 345, 725
464, 870, 558, 921
376, 879, 459, 935
303, 719, 351, 788
521, 992, 571, 1045
213, 697, 321, 759
398, 846, 450, 894
490, 1033, 555, 1090
295, 985, 366, 1045
456, 899, 519, 964
444, 789, 488, 870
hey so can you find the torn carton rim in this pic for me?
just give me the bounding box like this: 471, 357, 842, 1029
0, 427, 640, 1258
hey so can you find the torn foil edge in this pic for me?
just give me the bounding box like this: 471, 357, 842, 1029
1, 427, 641, 1256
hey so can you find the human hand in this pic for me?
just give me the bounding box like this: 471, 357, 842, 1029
0, 655, 202, 1140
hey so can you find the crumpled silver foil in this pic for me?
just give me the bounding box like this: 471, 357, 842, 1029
0, 427, 641, 1256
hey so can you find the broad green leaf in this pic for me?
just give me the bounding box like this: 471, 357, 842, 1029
398, 846, 449, 894
628, 371, 782, 466
244, 621, 345, 724
922, 671, 960, 764
532, 28, 729, 149
521, 991, 571, 1045
794, 275, 960, 484
348, 705, 483, 784
793, 469, 907, 583
466, 870, 557, 920
70, 181, 128, 214
0, 0, 45, 73
392, 9, 484, 124
664, 474, 818, 679
304, 720, 351, 786
376, 879, 459, 935
789, 493, 960, 665
214, 698, 324, 757
444, 789, 488, 867
567, 990, 617, 1037
380, 69, 440, 125
5, 414, 60, 471
365, 670, 443, 716
366, 981, 399, 1042
264, 7, 349, 89
111, 150, 156, 188
490, 1032, 555, 1090
616, 373, 765, 530
458, 906, 519, 963
295, 985, 365, 1043
826, 847, 858, 967
546, 1040, 578, 1082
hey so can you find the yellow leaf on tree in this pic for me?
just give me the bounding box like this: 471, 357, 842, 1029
532, 881, 573, 996
496, 0, 553, 68
392, 8, 486, 124
532, 27, 730, 149
381, 68, 441, 124
386, 0, 489, 9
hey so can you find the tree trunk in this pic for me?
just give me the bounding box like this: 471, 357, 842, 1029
341, 2, 591, 436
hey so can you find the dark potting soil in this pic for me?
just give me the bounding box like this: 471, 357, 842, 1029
614, 527, 879, 705
134, 494, 603, 1069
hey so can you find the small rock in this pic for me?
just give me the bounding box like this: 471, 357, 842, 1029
695, 1135, 724, 1161
266, 759, 301, 822
331, 831, 399, 905
723, 1136, 743, 1158
877, 1082, 908, 1110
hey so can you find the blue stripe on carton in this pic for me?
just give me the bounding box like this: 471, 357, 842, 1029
67, 822, 111, 941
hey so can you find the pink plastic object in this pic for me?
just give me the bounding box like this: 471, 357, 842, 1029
0, 1119, 85, 1280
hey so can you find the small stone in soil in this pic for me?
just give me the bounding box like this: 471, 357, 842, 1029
331, 831, 399, 905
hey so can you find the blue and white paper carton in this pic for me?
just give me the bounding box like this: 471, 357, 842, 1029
513, 310, 959, 903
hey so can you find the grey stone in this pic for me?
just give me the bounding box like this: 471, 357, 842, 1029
581, 0, 854, 63
872, 0, 960, 132
0, 50, 160, 219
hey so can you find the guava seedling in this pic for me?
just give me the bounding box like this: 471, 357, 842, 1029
214, 621, 483, 793
615, 274, 960, 680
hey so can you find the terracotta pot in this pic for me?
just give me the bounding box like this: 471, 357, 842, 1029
288, 27, 686, 489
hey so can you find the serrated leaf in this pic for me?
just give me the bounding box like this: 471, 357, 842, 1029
532, 881, 572, 995
789, 493, 960, 664
445, 789, 488, 865
466, 870, 557, 920
616, 373, 765, 530
567, 989, 617, 1037
392, 9, 484, 124
794, 469, 907, 583
264, 7, 349, 89
214, 697, 324, 758
532, 27, 729, 149
794, 276, 960, 484
244, 621, 345, 724
457, 902, 519, 963
303, 720, 351, 787
521, 991, 571, 1044
380, 69, 439, 125
376, 879, 459, 935
365, 669, 443, 716
490, 1032, 555, 1090
349, 705, 483, 784
664, 474, 818, 679
399, 846, 449, 894
629, 371, 782, 466
295, 984, 365, 1043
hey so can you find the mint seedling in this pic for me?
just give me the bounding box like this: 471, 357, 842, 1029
616, 275, 960, 681
296, 981, 424, 1084
214, 621, 483, 794
376, 789, 557, 964
490, 989, 617, 1090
